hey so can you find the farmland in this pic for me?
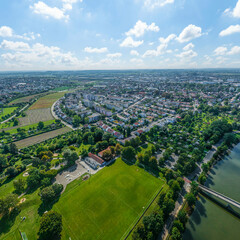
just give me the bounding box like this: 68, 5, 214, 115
54, 158, 165, 240
8, 93, 44, 106
18, 108, 54, 126
14, 127, 72, 149
29, 92, 65, 110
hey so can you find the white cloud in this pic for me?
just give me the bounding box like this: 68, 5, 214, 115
177, 24, 202, 43
126, 20, 159, 37
227, 46, 240, 55
0, 26, 40, 41
223, 0, 240, 18
31, 1, 69, 20
120, 37, 143, 48
219, 25, 240, 36
130, 50, 139, 56
233, 0, 240, 18
176, 49, 197, 59
107, 53, 122, 58
144, 0, 174, 10
159, 34, 176, 44
183, 43, 194, 51
84, 47, 108, 53
143, 33, 175, 57
0, 40, 30, 51
214, 46, 228, 56
1, 41, 80, 68
0, 26, 13, 37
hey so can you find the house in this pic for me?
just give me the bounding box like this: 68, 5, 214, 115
88, 153, 105, 166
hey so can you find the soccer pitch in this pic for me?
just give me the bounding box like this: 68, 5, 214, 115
54, 158, 165, 240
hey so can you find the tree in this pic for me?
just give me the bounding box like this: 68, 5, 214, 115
27, 168, 41, 189
9, 143, 18, 155
38, 211, 62, 240
102, 150, 113, 161
63, 149, 78, 164
40, 187, 56, 204
177, 209, 187, 224
38, 121, 44, 130
185, 193, 196, 207
88, 135, 95, 145
115, 143, 121, 155
121, 146, 136, 161
13, 118, 19, 126
0, 154, 7, 172
73, 115, 81, 128
6, 166, 18, 178
0, 194, 18, 216
170, 227, 182, 240
149, 156, 158, 170
13, 179, 26, 194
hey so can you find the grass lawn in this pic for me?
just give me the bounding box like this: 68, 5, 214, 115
0, 107, 17, 118
53, 158, 165, 240
29, 92, 65, 110
4, 120, 56, 135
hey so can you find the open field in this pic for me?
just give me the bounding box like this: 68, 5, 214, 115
8, 93, 44, 105
29, 92, 65, 110
18, 108, 54, 126
14, 127, 71, 149
54, 158, 165, 240
2, 120, 56, 134
0, 107, 17, 118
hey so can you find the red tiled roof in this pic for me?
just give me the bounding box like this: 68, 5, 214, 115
88, 153, 105, 164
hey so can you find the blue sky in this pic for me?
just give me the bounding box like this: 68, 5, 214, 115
0, 0, 240, 71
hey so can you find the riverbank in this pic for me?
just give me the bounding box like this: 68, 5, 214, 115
183, 143, 240, 240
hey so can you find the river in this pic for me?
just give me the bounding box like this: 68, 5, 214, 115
183, 143, 240, 240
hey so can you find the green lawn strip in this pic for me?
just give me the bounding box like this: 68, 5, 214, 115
0, 107, 18, 118
53, 158, 164, 240
0, 191, 41, 240
4, 120, 56, 135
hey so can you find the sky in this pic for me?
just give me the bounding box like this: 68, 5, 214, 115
0, 0, 240, 71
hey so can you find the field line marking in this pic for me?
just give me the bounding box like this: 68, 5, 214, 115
120, 184, 166, 240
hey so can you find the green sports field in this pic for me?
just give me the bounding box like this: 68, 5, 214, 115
54, 158, 165, 240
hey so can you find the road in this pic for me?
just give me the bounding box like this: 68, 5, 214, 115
0, 104, 29, 125
51, 100, 80, 131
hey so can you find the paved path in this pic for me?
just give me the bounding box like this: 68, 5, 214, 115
159, 182, 190, 240
0, 104, 29, 125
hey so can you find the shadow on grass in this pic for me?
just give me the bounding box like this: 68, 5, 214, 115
0, 208, 21, 235
38, 196, 61, 216
121, 157, 136, 166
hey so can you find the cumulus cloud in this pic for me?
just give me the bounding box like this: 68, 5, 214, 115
0, 26, 13, 37
0, 40, 30, 51
183, 43, 194, 51
176, 49, 197, 59
84, 47, 108, 53
126, 20, 159, 37
177, 24, 202, 43
120, 37, 143, 48
219, 25, 240, 36
130, 50, 139, 56
144, 0, 174, 9
130, 58, 143, 64
214, 46, 228, 55
107, 53, 122, 58
31, 1, 69, 20
227, 46, 240, 55
0, 41, 80, 68
143, 33, 175, 57
159, 34, 176, 44
30, 0, 82, 21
